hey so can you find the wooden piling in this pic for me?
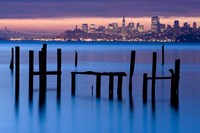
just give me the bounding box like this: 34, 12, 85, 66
152, 52, 157, 103
29, 50, 34, 100
117, 75, 123, 100
129, 50, 136, 94
174, 59, 180, 96
15, 46, 20, 99
75, 50, 78, 67
96, 74, 101, 98
9, 47, 14, 70
171, 59, 180, 106
143, 73, 148, 103
39, 51, 46, 100
169, 69, 175, 102
109, 75, 114, 99
162, 44, 165, 65
57, 49, 61, 98
71, 72, 76, 95
39, 51, 46, 105
42, 44, 47, 91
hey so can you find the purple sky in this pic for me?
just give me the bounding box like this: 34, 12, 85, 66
0, 0, 199, 18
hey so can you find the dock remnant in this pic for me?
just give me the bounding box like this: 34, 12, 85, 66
71, 71, 127, 100
28, 44, 62, 101
142, 52, 180, 105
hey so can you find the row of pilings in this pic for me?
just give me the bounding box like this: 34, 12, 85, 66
10, 44, 180, 107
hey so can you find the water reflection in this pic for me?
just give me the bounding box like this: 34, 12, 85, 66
129, 94, 134, 111
38, 93, 46, 123
170, 105, 180, 133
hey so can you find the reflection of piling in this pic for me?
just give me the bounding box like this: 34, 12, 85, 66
96, 74, 101, 98
75, 51, 78, 67
162, 44, 165, 65
9, 47, 14, 70
15, 46, 20, 100
129, 50, 136, 94
117, 75, 123, 100
109, 75, 114, 99
29, 50, 34, 100
143, 73, 148, 103
151, 52, 157, 103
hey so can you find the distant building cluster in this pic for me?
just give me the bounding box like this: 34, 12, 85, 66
61, 16, 200, 42
1, 16, 200, 42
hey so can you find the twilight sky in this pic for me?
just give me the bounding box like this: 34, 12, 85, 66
0, 0, 200, 31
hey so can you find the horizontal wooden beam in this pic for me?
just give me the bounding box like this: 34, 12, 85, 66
71, 71, 127, 76
148, 76, 172, 80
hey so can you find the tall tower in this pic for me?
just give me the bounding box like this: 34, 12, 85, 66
122, 16, 126, 28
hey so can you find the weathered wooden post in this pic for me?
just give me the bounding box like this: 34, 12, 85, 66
109, 74, 114, 99
71, 72, 76, 95
15, 46, 20, 100
9, 47, 14, 70
29, 50, 34, 100
96, 74, 101, 98
42, 44, 47, 90
174, 59, 180, 96
75, 50, 78, 67
143, 73, 148, 103
162, 44, 165, 65
117, 75, 123, 100
152, 52, 157, 103
172, 59, 180, 106
57, 49, 62, 98
169, 69, 175, 102
129, 50, 136, 94
39, 51, 46, 103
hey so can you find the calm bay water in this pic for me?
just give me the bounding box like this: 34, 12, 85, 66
0, 41, 200, 133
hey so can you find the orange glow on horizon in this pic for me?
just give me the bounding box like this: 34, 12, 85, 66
0, 17, 200, 32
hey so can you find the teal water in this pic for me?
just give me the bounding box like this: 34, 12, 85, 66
0, 41, 200, 133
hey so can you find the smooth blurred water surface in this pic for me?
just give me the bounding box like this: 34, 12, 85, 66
0, 41, 200, 133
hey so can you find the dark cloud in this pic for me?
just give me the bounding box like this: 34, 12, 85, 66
0, 0, 199, 18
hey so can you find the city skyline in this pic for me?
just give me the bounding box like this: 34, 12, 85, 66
1, 17, 200, 32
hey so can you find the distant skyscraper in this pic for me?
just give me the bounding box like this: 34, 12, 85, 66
174, 20, 179, 29
151, 16, 160, 33
127, 22, 134, 33
136, 23, 140, 32
183, 22, 188, 28
90, 24, 95, 29
193, 22, 197, 29
121, 17, 126, 34
82, 24, 88, 33
89, 24, 95, 33
107, 22, 118, 34
138, 25, 144, 33
160, 24, 166, 32
173, 20, 180, 36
